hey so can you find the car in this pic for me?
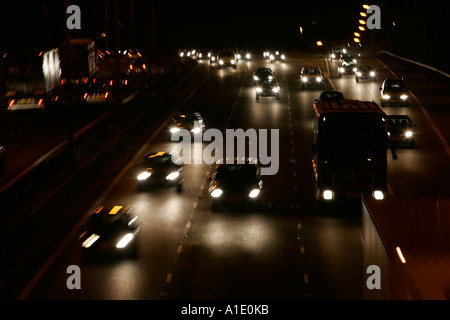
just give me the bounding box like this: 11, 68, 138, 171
79, 204, 140, 258
0, 143, 5, 176
300, 67, 324, 89
268, 50, 286, 62
329, 47, 343, 61
340, 52, 357, 64
169, 112, 205, 138
355, 66, 376, 82
337, 59, 357, 77
387, 115, 416, 148
316, 91, 344, 103
83, 82, 112, 104
256, 77, 280, 100
217, 50, 236, 69
235, 49, 252, 61
207, 158, 264, 210
380, 78, 409, 107
135, 151, 184, 192
252, 67, 275, 86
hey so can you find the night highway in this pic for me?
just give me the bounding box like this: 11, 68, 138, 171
1, 0, 450, 314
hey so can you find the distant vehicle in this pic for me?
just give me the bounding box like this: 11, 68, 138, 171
178, 48, 197, 59
217, 50, 236, 69
252, 67, 275, 86
169, 112, 205, 138
0, 143, 5, 175
79, 204, 140, 258
329, 47, 343, 61
338, 60, 357, 78
268, 50, 286, 62
312, 99, 388, 214
256, 77, 280, 100
300, 67, 324, 89
355, 66, 376, 82
135, 151, 184, 192
317, 91, 344, 103
83, 82, 111, 104
340, 52, 357, 64
235, 49, 252, 61
380, 78, 409, 107
387, 115, 416, 148
207, 158, 264, 211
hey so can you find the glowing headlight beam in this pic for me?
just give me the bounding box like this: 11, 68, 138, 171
116, 233, 134, 248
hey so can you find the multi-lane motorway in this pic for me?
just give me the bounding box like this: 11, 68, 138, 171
12, 51, 450, 300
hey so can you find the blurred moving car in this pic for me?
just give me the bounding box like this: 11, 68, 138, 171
208, 158, 264, 210
268, 50, 286, 62
380, 78, 409, 107
217, 50, 236, 69
83, 82, 111, 104
329, 47, 343, 61
256, 77, 280, 100
387, 114, 416, 148
79, 204, 140, 258
169, 112, 205, 138
235, 49, 252, 61
300, 67, 324, 89
338, 59, 357, 77
252, 67, 275, 86
135, 151, 184, 192
355, 66, 376, 82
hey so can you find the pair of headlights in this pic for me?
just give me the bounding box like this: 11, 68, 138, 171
322, 189, 384, 201
219, 59, 235, 65
356, 71, 375, 77
256, 87, 280, 93
302, 77, 322, 83
382, 94, 408, 100
170, 127, 201, 134
82, 233, 134, 249
211, 188, 260, 198
137, 171, 180, 181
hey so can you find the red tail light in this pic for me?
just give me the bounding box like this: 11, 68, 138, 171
83, 93, 88, 99
8, 99, 15, 110
38, 98, 43, 105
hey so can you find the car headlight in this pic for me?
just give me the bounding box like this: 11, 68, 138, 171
400, 94, 408, 100
302, 77, 308, 82
331, 54, 336, 59
405, 130, 413, 138
339, 68, 344, 73
356, 72, 362, 77
316, 77, 322, 82
137, 171, 151, 181
219, 60, 224, 65
211, 188, 223, 198
249, 189, 260, 198
281, 54, 285, 60
211, 57, 216, 61
236, 54, 241, 59
272, 87, 280, 93
246, 53, 251, 59
352, 67, 357, 72
170, 127, 181, 133
191, 127, 201, 134
256, 87, 262, 93
323, 189, 334, 200
373, 190, 384, 200
116, 233, 134, 248
231, 60, 235, 64
82, 233, 100, 248
382, 95, 391, 100
370, 71, 375, 77
270, 55, 274, 60
253, 76, 260, 81
166, 171, 180, 181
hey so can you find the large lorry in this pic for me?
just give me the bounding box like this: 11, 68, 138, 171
4, 38, 98, 111
312, 99, 388, 213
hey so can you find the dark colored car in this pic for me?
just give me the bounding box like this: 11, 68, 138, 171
380, 78, 409, 107
387, 115, 416, 148
135, 151, 184, 192
252, 67, 275, 86
255, 77, 280, 100
300, 67, 324, 89
208, 159, 264, 210
355, 66, 376, 82
338, 60, 357, 77
169, 112, 205, 138
83, 82, 112, 104
317, 91, 344, 102
79, 204, 140, 258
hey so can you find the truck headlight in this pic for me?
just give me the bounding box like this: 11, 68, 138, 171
211, 189, 223, 198
249, 189, 260, 198
302, 77, 308, 82
400, 95, 408, 100
405, 130, 413, 138
137, 171, 151, 181
166, 171, 180, 181
373, 190, 384, 200
116, 233, 134, 248
323, 189, 334, 200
